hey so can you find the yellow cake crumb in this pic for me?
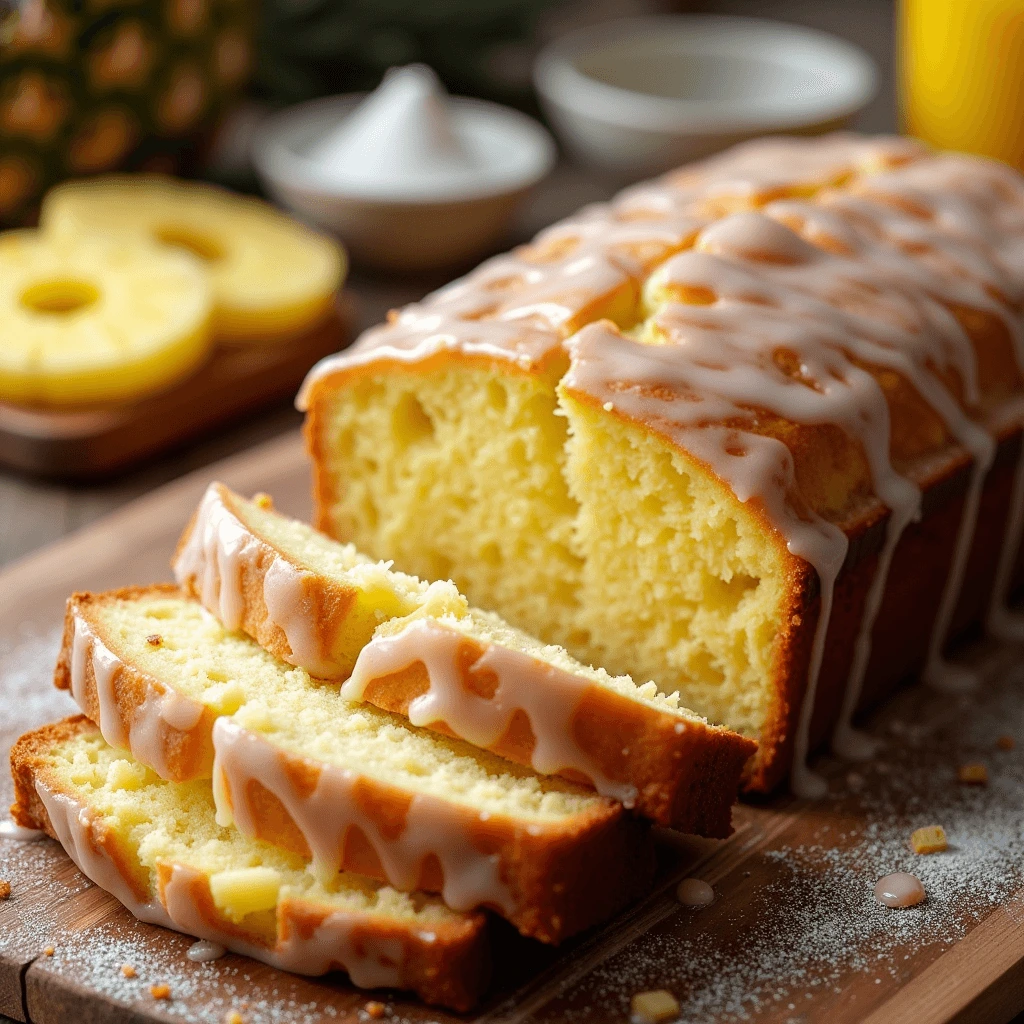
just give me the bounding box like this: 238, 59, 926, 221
958, 763, 988, 785
910, 825, 947, 854
0, 880, 10, 900
43, 946, 54, 956
364, 1001, 386, 1019
225, 1011, 245, 1024
997, 735, 1015, 751
121, 964, 136, 978
630, 989, 679, 1023
150, 983, 171, 1000
253, 492, 274, 510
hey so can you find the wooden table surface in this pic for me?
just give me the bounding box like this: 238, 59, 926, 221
0, 0, 897, 571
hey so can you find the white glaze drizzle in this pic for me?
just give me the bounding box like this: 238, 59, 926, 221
173, 484, 339, 677
187, 939, 226, 962
68, 609, 204, 779
173, 484, 260, 633
342, 617, 639, 806
211, 717, 516, 916
261, 556, 338, 677
34, 779, 442, 992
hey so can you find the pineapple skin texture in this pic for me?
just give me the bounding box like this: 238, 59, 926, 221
0, 0, 255, 227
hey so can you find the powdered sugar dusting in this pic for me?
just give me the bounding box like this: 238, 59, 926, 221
520, 641, 1024, 1023
4, 618, 1024, 1022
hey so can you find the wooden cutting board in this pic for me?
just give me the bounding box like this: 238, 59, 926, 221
1, 430, 1023, 1024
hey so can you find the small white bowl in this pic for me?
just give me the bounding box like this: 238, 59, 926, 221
253, 94, 555, 272
534, 15, 877, 177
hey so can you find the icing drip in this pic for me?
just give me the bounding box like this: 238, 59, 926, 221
187, 939, 226, 961
69, 610, 205, 780
173, 485, 260, 632
36, 782, 173, 928
35, 780, 419, 990
262, 556, 337, 677
0, 819, 44, 840
342, 618, 639, 806
874, 872, 925, 908
212, 717, 516, 915
174, 484, 338, 677
676, 878, 715, 907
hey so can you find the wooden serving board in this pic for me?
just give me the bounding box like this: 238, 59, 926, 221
2, 431, 1024, 1024
0, 300, 353, 481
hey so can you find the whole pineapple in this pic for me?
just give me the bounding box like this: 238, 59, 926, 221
0, 0, 254, 225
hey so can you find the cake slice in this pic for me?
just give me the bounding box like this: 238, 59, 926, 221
172, 482, 756, 834
173, 482, 467, 680
10, 717, 490, 1010
55, 586, 654, 943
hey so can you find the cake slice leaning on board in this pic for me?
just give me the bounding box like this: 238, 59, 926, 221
10, 717, 489, 1011
55, 586, 654, 944
298, 132, 1024, 797
172, 482, 756, 834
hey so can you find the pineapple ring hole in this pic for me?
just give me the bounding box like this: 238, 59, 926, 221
20, 278, 100, 315
154, 225, 225, 263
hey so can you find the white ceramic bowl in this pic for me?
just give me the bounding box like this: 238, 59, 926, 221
534, 15, 877, 177
252, 94, 555, 272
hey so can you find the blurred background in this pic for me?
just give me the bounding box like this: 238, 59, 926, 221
0, 0, 1016, 566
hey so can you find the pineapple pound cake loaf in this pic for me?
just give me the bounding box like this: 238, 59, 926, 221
299, 133, 1024, 796
172, 481, 755, 833
10, 717, 490, 1010
55, 585, 656, 943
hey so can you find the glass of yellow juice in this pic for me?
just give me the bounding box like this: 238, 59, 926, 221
900, 0, 1024, 169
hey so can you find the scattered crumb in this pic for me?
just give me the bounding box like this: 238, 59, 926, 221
145, 634, 162, 647
631, 989, 679, 1023
603, 402, 615, 412
150, 983, 171, 1000
43, 946, 54, 956
997, 735, 1015, 751
958, 763, 988, 785
0, 879, 10, 900
120, 964, 136, 978
253, 493, 273, 510
911, 825, 947, 855
363, 1001, 386, 1019
225, 1011, 245, 1024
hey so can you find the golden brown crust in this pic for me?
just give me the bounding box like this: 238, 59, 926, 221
53, 586, 215, 782
358, 654, 755, 836
220, 737, 655, 944
12, 717, 492, 1012
173, 483, 361, 678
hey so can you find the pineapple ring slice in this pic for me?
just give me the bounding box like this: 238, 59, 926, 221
41, 176, 346, 344
0, 229, 213, 407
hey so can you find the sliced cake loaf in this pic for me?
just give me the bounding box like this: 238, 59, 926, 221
10, 716, 490, 1011
299, 134, 1024, 796
173, 482, 467, 679
171, 482, 755, 834
55, 586, 655, 943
